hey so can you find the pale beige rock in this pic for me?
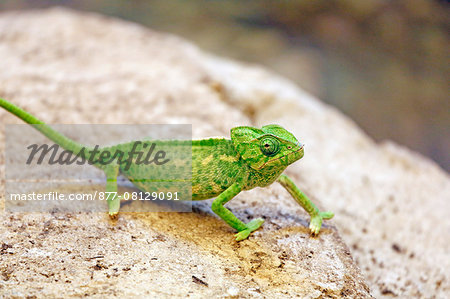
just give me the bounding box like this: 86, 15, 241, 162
0, 8, 369, 299
0, 7, 447, 298
201, 55, 450, 298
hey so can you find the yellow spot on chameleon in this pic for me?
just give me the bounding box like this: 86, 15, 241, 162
201, 154, 213, 166
219, 154, 239, 162
210, 182, 223, 193
192, 182, 223, 194
192, 184, 202, 194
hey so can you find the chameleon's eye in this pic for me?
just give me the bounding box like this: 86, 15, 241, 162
260, 137, 280, 157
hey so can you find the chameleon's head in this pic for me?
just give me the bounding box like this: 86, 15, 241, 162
231, 124, 304, 171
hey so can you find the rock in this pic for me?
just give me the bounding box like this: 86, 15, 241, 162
0, 7, 447, 298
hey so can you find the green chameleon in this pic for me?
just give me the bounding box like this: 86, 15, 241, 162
0, 98, 333, 241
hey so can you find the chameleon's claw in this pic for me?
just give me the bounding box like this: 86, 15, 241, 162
321, 211, 334, 220
234, 218, 264, 241
309, 211, 334, 235
109, 212, 119, 220
235, 230, 250, 241
107, 195, 122, 218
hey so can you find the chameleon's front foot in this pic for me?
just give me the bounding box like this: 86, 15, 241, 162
309, 211, 334, 235
234, 218, 264, 241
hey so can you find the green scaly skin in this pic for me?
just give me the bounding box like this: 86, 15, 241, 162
0, 98, 334, 241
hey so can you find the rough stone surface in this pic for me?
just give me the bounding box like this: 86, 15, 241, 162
0, 8, 448, 298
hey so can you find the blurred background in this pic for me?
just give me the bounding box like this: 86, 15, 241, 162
1, 0, 448, 171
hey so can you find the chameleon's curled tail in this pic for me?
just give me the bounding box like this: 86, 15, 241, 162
0, 98, 89, 155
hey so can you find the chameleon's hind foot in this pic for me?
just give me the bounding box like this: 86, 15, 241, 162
109, 212, 119, 220
235, 218, 264, 241
107, 195, 122, 219
309, 211, 334, 235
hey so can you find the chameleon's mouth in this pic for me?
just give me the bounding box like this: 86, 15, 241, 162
257, 146, 304, 170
